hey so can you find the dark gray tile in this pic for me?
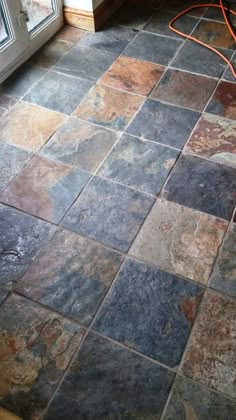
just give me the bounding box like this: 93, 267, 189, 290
111, 4, 152, 29
222, 52, 236, 83
0, 144, 32, 193
98, 134, 179, 195
205, 81, 236, 120
123, 32, 183, 66
94, 259, 203, 367
172, 40, 233, 78
54, 45, 117, 81
0, 288, 8, 305
164, 375, 236, 420
163, 154, 236, 220
0, 64, 46, 98
61, 176, 155, 252
23, 71, 93, 114
0, 203, 55, 291
209, 223, 236, 297
144, 10, 198, 39
29, 38, 73, 69
126, 99, 200, 149
45, 333, 175, 420
78, 24, 136, 54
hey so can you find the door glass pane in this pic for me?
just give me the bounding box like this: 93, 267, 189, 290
0, 2, 10, 46
21, 0, 55, 33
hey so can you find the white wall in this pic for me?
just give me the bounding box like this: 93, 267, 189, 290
63, 0, 104, 11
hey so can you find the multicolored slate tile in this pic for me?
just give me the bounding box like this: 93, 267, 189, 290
100, 55, 165, 95
172, 40, 232, 78
0, 95, 18, 115
1, 156, 90, 223
54, 25, 85, 44
0, 288, 8, 305
73, 84, 144, 131
0, 144, 32, 193
94, 258, 203, 367
0, 204, 55, 291
163, 154, 236, 220
61, 176, 154, 252
0, 102, 66, 152
150, 69, 217, 111
0, 294, 84, 419
206, 81, 236, 120
181, 290, 236, 398
192, 20, 235, 50
23, 71, 93, 115
53, 46, 117, 81
126, 99, 200, 149
185, 113, 236, 168
0, 64, 46, 99
123, 32, 183, 66
111, 3, 152, 29
209, 223, 236, 297
40, 117, 118, 172
29, 38, 73, 69
98, 134, 179, 195
44, 332, 174, 419
130, 198, 227, 284
144, 10, 198, 39
0, 407, 22, 420
164, 375, 236, 420
222, 52, 236, 83
15, 228, 124, 325
78, 24, 136, 54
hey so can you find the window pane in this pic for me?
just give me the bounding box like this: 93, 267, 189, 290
21, 0, 55, 33
0, 2, 9, 46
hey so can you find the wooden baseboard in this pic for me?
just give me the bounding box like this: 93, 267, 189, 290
64, 0, 125, 32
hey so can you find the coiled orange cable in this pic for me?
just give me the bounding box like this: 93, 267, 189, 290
169, 2, 236, 78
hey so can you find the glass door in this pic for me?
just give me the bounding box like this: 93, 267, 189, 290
0, 0, 63, 82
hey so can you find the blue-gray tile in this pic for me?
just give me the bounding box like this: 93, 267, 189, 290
164, 375, 236, 420
93, 259, 204, 367
44, 332, 175, 420
54, 45, 117, 81
123, 32, 183, 66
0, 144, 32, 193
0, 288, 8, 305
144, 10, 198, 39
126, 99, 200, 148
61, 176, 155, 252
111, 3, 152, 30
98, 134, 179, 195
222, 52, 236, 83
23, 71, 93, 114
0, 64, 46, 98
163, 154, 236, 220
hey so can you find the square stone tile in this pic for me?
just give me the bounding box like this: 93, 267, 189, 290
54, 25, 86, 44
222, 52, 236, 83
73, 84, 144, 131
100, 55, 164, 95
126, 99, 200, 149
130, 198, 227, 284
1, 156, 90, 223
0, 64, 46, 99
144, 10, 198, 39
0, 407, 22, 420
163, 154, 236, 220
98, 134, 179, 195
192, 20, 235, 50
181, 290, 236, 398
150, 69, 217, 111
0, 95, 18, 114
61, 176, 154, 252
15, 228, 124, 325
162, 0, 205, 14
0, 288, 8, 305
185, 113, 236, 168
203, 5, 236, 23
123, 32, 183, 66
172, 40, 232, 78
53, 45, 117, 81
206, 81, 236, 120
0, 204, 55, 291
0, 294, 84, 419
164, 375, 236, 420
40, 117, 118, 172
44, 332, 174, 420
0, 102, 66, 152
29, 38, 73, 69
111, 3, 152, 29
0, 144, 32, 193
209, 223, 236, 297
23, 71, 93, 115
94, 259, 203, 367
78, 24, 136, 54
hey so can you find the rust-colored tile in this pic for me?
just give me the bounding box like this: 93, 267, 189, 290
185, 113, 236, 168
100, 56, 165, 95
192, 20, 235, 50
206, 81, 236, 120
73, 84, 144, 130
54, 25, 86, 43
1, 156, 90, 223
0, 102, 66, 152
0, 408, 22, 420
181, 290, 236, 398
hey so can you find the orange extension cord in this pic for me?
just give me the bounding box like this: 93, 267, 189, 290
169, 0, 236, 78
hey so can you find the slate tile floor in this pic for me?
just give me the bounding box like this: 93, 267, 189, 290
0, 2, 236, 418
